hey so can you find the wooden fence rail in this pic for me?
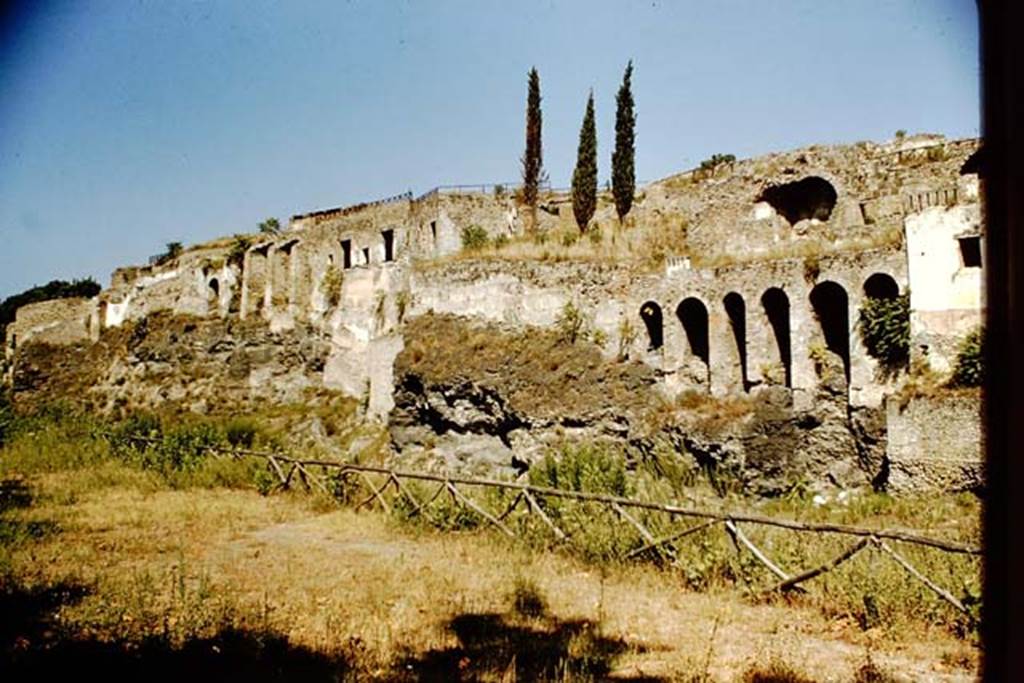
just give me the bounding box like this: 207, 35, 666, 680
107, 435, 981, 616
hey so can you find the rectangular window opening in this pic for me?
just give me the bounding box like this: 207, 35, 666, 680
958, 236, 982, 269
341, 240, 352, 269
382, 229, 395, 262
362, 247, 370, 265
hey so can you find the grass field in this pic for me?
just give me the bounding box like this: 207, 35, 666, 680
0, 406, 981, 681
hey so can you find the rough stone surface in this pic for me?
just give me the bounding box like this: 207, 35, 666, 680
3, 134, 987, 494
886, 393, 983, 493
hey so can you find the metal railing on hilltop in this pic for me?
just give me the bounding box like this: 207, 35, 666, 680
414, 181, 553, 202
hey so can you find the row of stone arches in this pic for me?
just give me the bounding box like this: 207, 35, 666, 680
640, 272, 900, 392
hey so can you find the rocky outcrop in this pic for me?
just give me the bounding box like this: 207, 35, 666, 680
12, 311, 331, 415
390, 313, 887, 493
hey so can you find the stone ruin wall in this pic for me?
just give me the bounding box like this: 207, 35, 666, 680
409, 247, 907, 410
3, 135, 986, 491
886, 393, 983, 493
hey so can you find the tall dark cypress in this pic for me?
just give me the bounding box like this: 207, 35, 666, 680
521, 68, 543, 218
612, 60, 636, 222
571, 91, 597, 233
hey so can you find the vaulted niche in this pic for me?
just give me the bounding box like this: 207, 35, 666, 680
810, 281, 850, 384
639, 301, 664, 351
723, 292, 749, 392
863, 273, 899, 299
677, 297, 710, 385
761, 288, 792, 388
757, 176, 837, 224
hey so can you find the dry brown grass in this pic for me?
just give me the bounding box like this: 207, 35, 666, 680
1, 465, 979, 681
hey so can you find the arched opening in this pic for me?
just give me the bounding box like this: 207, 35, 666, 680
639, 301, 663, 351
863, 273, 899, 299
208, 278, 220, 312
723, 292, 748, 391
810, 281, 850, 383
960, 146, 984, 176
757, 176, 837, 224
761, 288, 792, 387
677, 297, 710, 386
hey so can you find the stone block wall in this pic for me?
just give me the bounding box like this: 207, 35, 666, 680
885, 393, 983, 493
7, 298, 95, 349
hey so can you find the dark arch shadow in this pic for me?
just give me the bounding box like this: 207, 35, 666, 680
640, 301, 664, 351
677, 297, 710, 386
723, 292, 749, 392
863, 273, 899, 299
757, 176, 837, 224
761, 288, 792, 388
810, 281, 850, 385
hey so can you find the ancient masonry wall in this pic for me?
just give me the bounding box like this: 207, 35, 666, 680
4, 136, 986, 491
6, 297, 95, 352
410, 246, 906, 409
885, 394, 983, 493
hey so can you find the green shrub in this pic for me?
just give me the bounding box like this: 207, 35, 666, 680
258, 217, 281, 235
155, 242, 184, 266
858, 294, 910, 374
530, 445, 629, 497
949, 326, 984, 387
460, 225, 489, 251
555, 302, 588, 345
224, 418, 260, 449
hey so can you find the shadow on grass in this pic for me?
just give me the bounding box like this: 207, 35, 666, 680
395, 612, 665, 682
0, 478, 33, 513
0, 580, 354, 683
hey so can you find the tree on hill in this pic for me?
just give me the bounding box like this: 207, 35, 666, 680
612, 60, 636, 222
571, 91, 598, 233
520, 67, 544, 229
259, 217, 281, 235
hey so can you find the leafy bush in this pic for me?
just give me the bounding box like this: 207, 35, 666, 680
698, 153, 735, 172
858, 294, 910, 374
154, 242, 184, 266
949, 327, 984, 387
258, 217, 281, 234
555, 302, 588, 345
529, 445, 629, 497
460, 225, 489, 251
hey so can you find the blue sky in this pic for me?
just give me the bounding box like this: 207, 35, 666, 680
0, 0, 979, 299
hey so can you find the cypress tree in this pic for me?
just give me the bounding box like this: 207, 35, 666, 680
612, 60, 636, 222
521, 68, 543, 225
571, 91, 598, 233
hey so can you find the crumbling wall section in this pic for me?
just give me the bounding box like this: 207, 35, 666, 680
905, 203, 984, 373
885, 393, 983, 493
6, 298, 96, 350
